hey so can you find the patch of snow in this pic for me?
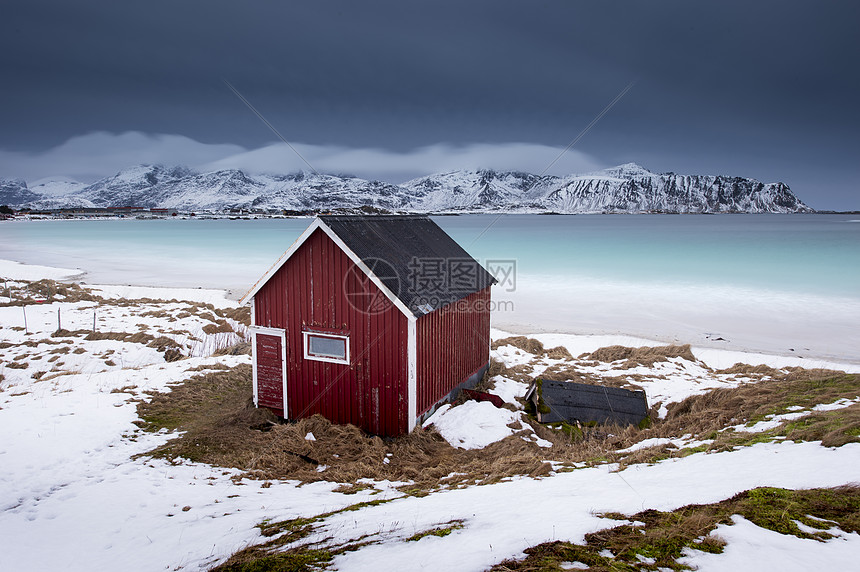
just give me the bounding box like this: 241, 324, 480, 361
616, 435, 713, 454
424, 401, 524, 450
726, 398, 860, 434
491, 344, 537, 367
814, 397, 860, 412
320, 441, 860, 571
0, 259, 83, 281
88, 284, 240, 307
2, 286, 859, 571
693, 347, 857, 374
526, 332, 664, 358
731, 413, 808, 434
559, 561, 589, 570
678, 515, 860, 571
616, 438, 675, 453
488, 376, 527, 406
521, 433, 553, 448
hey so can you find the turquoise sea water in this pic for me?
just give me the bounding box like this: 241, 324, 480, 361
1, 214, 857, 296
1, 214, 858, 360
443, 214, 860, 298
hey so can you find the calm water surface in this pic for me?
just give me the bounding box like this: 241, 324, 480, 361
1, 214, 856, 297
1, 214, 858, 361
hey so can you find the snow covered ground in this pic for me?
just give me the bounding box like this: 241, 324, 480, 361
1, 260, 858, 571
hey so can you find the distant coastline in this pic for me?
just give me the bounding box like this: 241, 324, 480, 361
2, 162, 814, 215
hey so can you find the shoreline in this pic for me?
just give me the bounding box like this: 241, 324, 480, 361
492, 315, 860, 371
2, 257, 857, 372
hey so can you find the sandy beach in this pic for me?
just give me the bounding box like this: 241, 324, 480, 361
3, 252, 856, 368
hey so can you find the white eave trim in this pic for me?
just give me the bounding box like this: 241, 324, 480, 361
407, 319, 417, 431
239, 218, 322, 306
239, 217, 417, 322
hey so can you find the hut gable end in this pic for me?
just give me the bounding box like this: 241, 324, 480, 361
243, 215, 495, 436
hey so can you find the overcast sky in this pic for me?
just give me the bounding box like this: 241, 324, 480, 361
2, 1, 858, 209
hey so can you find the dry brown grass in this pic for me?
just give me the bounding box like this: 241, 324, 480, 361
607, 372, 860, 468
213, 342, 252, 356
538, 363, 644, 391
5, 338, 62, 348
581, 344, 699, 368
545, 345, 573, 360
714, 362, 782, 376
0, 279, 99, 307
783, 404, 860, 448
493, 335, 545, 355
492, 336, 573, 361
131, 329, 859, 495
217, 306, 251, 324
136, 364, 645, 492
658, 372, 857, 437
1, 281, 250, 343
133, 358, 860, 492
202, 321, 234, 335
142, 299, 250, 326
83, 330, 185, 359
480, 356, 535, 385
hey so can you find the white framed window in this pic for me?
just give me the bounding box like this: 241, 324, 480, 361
303, 331, 350, 365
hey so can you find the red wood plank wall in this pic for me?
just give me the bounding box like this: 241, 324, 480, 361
416, 286, 492, 416
254, 229, 409, 436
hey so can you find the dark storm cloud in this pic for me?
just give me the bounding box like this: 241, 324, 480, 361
2, 1, 858, 208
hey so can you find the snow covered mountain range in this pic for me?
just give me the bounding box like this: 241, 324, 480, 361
1, 163, 813, 214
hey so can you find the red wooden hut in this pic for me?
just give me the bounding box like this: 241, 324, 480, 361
240, 215, 497, 436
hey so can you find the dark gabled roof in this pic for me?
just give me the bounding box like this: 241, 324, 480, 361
320, 215, 496, 317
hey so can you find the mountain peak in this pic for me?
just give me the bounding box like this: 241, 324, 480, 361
8, 162, 811, 214
597, 163, 655, 178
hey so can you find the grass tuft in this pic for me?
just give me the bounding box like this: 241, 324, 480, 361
405, 520, 465, 542
491, 486, 860, 571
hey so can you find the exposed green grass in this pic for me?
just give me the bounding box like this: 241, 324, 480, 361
489, 486, 860, 571
256, 516, 317, 541
405, 520, 465, 542
545, 420, 583, 441
213, 499, 396, 571
216, 502, 463, 569
214, 547, 335, 572
612, 374, 860, 468
340, 498, 393, 512
130, 339, 858, 570
255, 498, 395, 540
134, 363, 269, 452
781, 404, 860, 447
